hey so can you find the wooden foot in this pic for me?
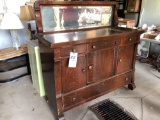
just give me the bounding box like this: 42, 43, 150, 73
128, 83, 136, 90
59, 114, 65, 120
44, 96, 49, 102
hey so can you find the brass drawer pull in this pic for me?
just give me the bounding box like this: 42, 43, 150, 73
125, 78, 129, 81
72, 49, 77, 52
129, 38, 132, 42
89, 66, 92, 69
115, 41, 118, 44
82, 69, 85, 72
92, 45, 96, 49
119, 59, 122, 62
72, 97, 76, 101
102, 82, 105, 85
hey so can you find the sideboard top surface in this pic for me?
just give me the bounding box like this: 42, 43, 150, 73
36, 27, 143, 48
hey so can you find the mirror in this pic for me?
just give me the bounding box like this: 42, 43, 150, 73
41, 6, 113, 32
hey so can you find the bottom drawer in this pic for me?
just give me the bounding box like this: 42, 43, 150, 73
113, 72, 132, 88
63, 72, 132, 109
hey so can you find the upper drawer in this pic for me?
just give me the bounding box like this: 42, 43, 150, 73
60, 44, 87, 57
88, 38, 120, 51
121, 35, 138, 45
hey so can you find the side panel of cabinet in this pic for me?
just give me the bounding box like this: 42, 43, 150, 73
61, 55, 86, 93
87, 48, 115, 83
116, 44, 135, 74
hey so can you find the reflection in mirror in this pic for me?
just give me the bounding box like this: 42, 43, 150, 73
41, 6, 112, 32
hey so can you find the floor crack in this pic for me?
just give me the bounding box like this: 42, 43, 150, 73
9, 92, 21, 109
81, 108, 89, 120
142, 87, 160, 99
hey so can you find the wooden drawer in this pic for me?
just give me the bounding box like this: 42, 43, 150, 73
63, 91, 81, 109
63, 78, 114, 109
63, 72, 132, 109
88, 38, 120, 51
60, 44, 87, 57
113, 72, 132, 88
121, 35, 138, 45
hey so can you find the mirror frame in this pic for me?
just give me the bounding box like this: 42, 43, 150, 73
34, 1, 118, 34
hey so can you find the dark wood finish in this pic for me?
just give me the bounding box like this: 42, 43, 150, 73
62, 56, 86, 93
87, 38, 120, 51
60, 44, 87, 57
87, 47, 115, 83
37, 27, 143, 119
34, 1, 143, 119
116, 44, 135, 74
62, 72, 132, 111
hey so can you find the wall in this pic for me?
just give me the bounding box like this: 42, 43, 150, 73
139, 0, 160, 56
139, 0, 160, 27
0, 0, 30, 49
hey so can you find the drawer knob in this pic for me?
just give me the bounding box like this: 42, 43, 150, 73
129, 38, 132, 41
92, 45, 96, 49
72, 97, 76, 101
89, 66, 92, 69
119, 59, 122, 62
125, 78, 129, 81
72, 49, 77, 52
102, 82, 105, 85
82, 69, 85, 72
115, 41, 118, 44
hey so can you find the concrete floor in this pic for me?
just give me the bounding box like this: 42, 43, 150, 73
0, 61, 160, 120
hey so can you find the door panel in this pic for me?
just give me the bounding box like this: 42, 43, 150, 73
62, 56, 86, 93
87, 48, 115, 83
117, 44, 135, 74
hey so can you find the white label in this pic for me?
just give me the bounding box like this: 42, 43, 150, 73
68, 52, 78, 68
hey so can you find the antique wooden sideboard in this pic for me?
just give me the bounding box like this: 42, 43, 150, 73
34, 1, 143, 119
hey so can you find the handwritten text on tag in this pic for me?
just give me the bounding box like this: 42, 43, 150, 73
68, 52, 78, 68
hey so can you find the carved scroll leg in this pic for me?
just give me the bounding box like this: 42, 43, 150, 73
58, 114, 65, 120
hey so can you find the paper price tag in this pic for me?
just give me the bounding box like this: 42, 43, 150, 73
68, 52, 78, 68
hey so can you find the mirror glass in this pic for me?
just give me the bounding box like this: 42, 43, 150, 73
41, 6, 112, 32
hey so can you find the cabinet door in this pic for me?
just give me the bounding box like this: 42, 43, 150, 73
62, 56, 86, 93
87, 48, 115, 83
116, 44, 135, 74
